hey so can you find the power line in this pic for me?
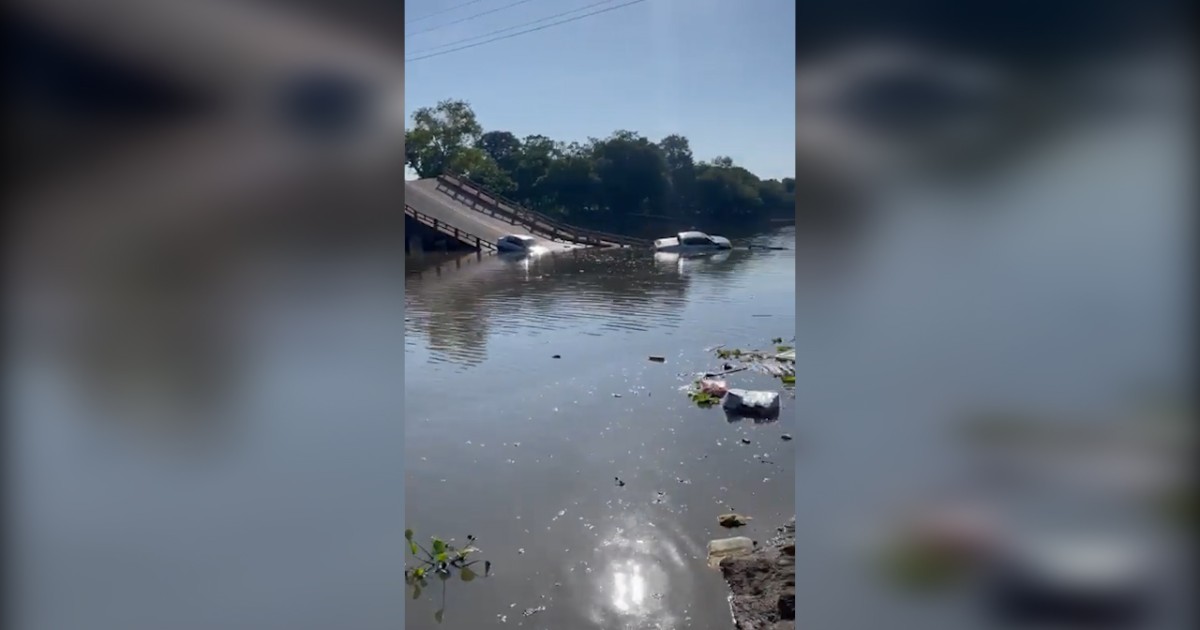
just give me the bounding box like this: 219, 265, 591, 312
407, 0, 541, 37
407, 0, 626, 55
406, 0, 647, 63
406, 0, 489, 25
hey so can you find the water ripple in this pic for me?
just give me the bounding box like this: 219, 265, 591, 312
405, 237, 794, 369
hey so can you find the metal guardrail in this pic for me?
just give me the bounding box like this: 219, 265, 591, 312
405, 204, 497, 252
437, 173, 652, 248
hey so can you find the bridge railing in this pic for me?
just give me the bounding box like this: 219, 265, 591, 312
405, 204, 497, 252
436, 173, 652, 248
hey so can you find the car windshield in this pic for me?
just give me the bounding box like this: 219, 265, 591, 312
680, 234, 712, 246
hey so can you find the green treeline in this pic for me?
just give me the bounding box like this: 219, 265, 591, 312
405, 100, 795, 236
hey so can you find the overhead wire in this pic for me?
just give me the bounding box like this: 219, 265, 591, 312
406, 0, 490, 25
407, 0, 627, 55
407, 0, 542, 37
405, 0, 647, 63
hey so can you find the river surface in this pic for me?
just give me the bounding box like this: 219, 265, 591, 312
404, 232, 797, 629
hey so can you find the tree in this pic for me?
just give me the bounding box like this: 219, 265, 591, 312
694, 163, 763, 221
510, 135, 559, 206
406, 99, 792, 234
475, 131, 522, 174
541, 154, 600, 219
405, 99, 483, 178
591, 130, 669, 228
658, 134, 697, 218
451, 147, 515, 196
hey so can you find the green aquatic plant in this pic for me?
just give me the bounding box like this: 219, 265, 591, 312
688, 381, 722, 408
405, 529, 487, 584
405, 529, 490, 621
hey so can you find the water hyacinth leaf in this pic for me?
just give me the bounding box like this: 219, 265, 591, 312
461, 566, 477, 582
431, 537, 446, 555
405, 528, 414, 541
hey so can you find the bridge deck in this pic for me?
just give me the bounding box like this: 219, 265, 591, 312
404, 179, 579, 252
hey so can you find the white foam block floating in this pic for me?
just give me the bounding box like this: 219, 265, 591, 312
722, 389, 781, 416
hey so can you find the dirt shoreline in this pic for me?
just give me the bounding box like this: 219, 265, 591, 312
720, 518, 796, 629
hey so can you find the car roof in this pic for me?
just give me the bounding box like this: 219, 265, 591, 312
502, 234, 535, 241
678, 231, 709, 239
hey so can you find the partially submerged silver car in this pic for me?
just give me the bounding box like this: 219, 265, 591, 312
496, 234, 539, 253
653, 231, 732, 253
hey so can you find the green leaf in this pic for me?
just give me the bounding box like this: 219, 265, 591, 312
781, 374, 796, 385
461, 566, 476, 582
435, 552, 448, 563
405, 528, 414, 541
409, 540, 419, 556
431, 537, 446, 555
413, 566, 425, 579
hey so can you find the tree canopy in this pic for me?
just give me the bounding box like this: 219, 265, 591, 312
405, 99, 794, 235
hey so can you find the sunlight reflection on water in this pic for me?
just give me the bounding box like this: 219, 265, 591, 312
583, 514, 699, 629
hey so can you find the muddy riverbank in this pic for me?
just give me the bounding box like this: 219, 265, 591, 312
721, 518, 796, 629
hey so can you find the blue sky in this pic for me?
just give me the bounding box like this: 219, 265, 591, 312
404, 0, 795, 180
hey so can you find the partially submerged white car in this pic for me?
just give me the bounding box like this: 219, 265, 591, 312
653, 231, 732, 254
496, 234, 540, 253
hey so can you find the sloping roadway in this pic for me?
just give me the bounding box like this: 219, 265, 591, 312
405, 179, 578, 252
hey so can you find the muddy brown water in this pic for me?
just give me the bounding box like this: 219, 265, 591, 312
404, 233, 797, 629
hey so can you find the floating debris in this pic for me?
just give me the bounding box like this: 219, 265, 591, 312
615, 477, 626, 487
687, 380, 723, 408
723, 389, 782, 420
719, 513, 753, 528
710, 340, 796, 387
522, 605, 546, 617
707, 536, 755, 567
781, 434, 793, 441
649, 356, 666, 362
